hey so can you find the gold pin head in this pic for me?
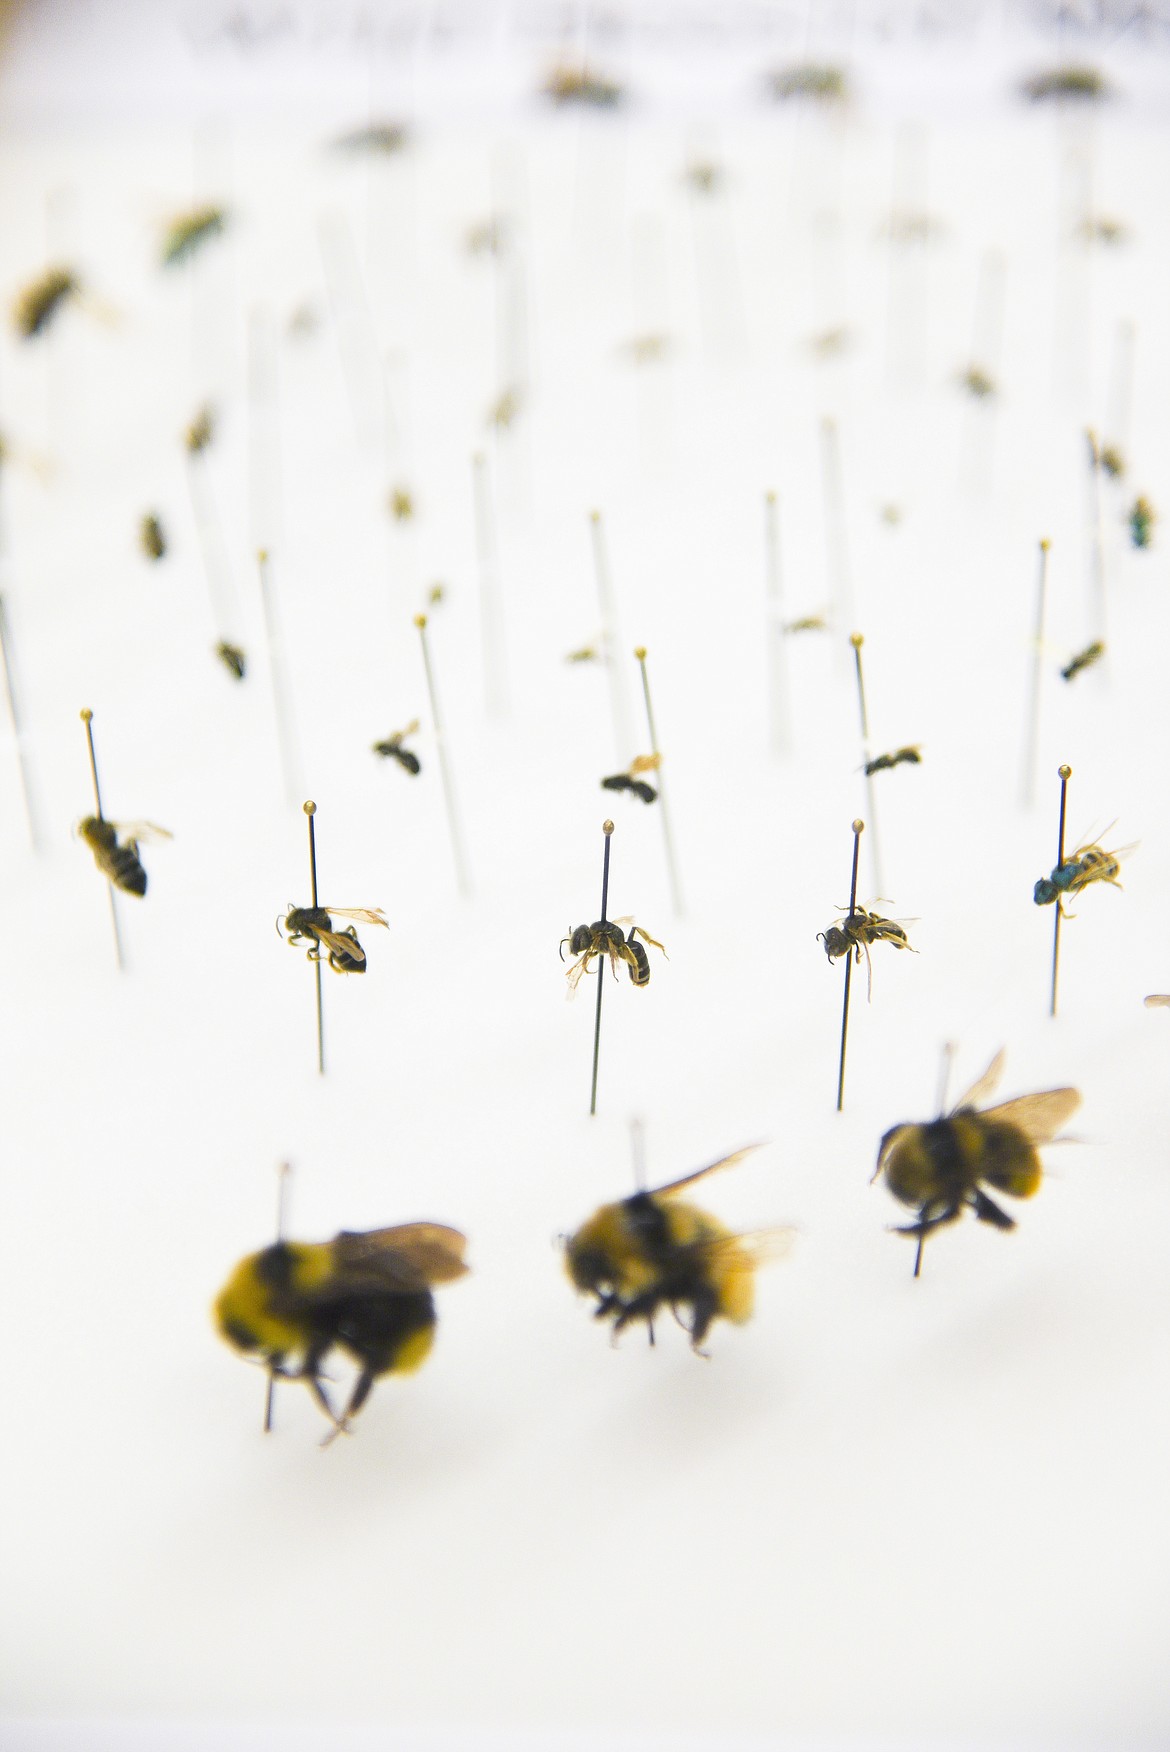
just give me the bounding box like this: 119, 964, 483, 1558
80, 707, 93, 722
852, 819, 865, 834
414, 614, 427, 630
304, 800, 317, 816
1058, 764, 1072, 780
1040, 538, 1051, 552
850, 632, 864, 649
634, 645, 647, 661
603, 819, 615, 836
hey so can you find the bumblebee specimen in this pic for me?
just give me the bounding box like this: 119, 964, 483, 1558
140, 514, 166, 561
14, 268, 79, 338
1060, 641, 1105, 682
542, 64, 623, 107
1129, 496, 1155, 549
161, 205, 226, 267
601, 754, 660, 804
214, 641, 246, 680
1033, 838, 1128, 911
279, 905, 388, 974
818, 907, 915, 999
874, 1050, 1080, 1277
560, 918, 666, 992
215, 1222, 468, 1440
565, 1147, 790, 1351
372, 720, 421, 775
79, 815, 171, 897
865, 745, 921, 775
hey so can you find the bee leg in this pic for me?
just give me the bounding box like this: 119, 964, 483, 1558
688, 1290, 719, 1354
646, 1317, 655, 1348
971, 1188, 1016, 1230
320, 1368, 377, 1447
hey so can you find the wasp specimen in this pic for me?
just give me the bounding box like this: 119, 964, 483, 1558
14, 268, 79, 339
279, 905, 388, 974
818, 907, 915, 999
215, 641, 246, 681
1129, 496, 1155, 549
140, 514, 166, 561
1060, 641, 1105, 682
372, 721, 421, 775
770, 63, 847, 102
161, 206, 227, 268
865, 745, 921, 775
79, 816, 172, 897
215, 1222, 468, 1441
560, 918, 666, 993
1033, 837, 1129, 911
542, 64, 623, 107
564, 1146, 791, 1352
1022, 66, 1107, 102
601, 754, 660, 805
874, 1050, 1080, 1277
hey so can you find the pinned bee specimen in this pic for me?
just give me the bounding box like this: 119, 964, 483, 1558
215, 1222, 468, 1442
619, 333, 671, 365
874, 1050, 1080, 1277
865, 745, 921, 776
684, 160, 723, 195
601, 754, 660, 805
279, 905, 388, 974
807, 327, 850, 359
1080, 216, 1128, 248
784, 614, 829, 634
14, 267, 79, 339
79, 816, 172, 897
161, 205, 227, 268
560, 918, 666, 993
1033, 836, 1130, 912
542, 64, 623, 107
1022, 66, 1107, 102
215, 641, 246, 681
427, 583, 446, 607
959, 365, 996, 399
372, 720, 421, 775
564, 1147, 791, 1352
140, 514, 166, 561
769, 63, 847, 102
1129, 496, 1155, 549
1060, 641, 1105, 683
487, 388, 522, 430
818, 907, 915, 1000
1099, 443, 1125, 479
565, 644, 600, 664
331, 122, 408, 154
388, 486, 414, 521
184, 405, 215, 454
466, 217, 507, 257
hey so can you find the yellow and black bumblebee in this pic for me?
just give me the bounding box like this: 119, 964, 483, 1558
874, 1050, 1080, 1277
565, 1147, 790, 1351
79, 815, 172, 897
279, 905, 388, 974
560, 918, 666, 991
215, 1223, 469, 1440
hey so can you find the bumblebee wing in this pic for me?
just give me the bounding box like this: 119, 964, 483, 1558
324, 907, 389, 928
977, 1087, 1081, 1144
332, 1223, 469, 1289
949, 1049, 1006, 1115
112, 820, 173, 843
650, 1144, 767, 1200
695, 1226, 796, 1268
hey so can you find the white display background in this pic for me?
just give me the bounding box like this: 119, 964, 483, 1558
1, 3, 1169, 1749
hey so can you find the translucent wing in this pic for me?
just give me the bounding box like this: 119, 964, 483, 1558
651, 1144, 767, 1200
949, 1049, 1006, 1115
1145, 994, 1170, 1009
324, 907, 389, 927
690, 1227, 796, 1269
326, 1224, 469, 1295
113, 820, 173, 843
977, 1087, 1081, 1145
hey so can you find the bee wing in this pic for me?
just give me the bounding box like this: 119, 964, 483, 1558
316, 927, 367, 966
949, 1049, 1006, 1115
330, 1223, 469, 1292
1145, 994, 1170, 1009
629, 753, 661, 775
112, 820, 173, 843
398, 719, 420, 738
324, 907, 389, 928
977, 1087, 1081, 1145
651, 1144, 767, 1200
703, 1227, 796, 1267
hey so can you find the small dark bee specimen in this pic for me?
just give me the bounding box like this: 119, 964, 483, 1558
865, 745, 921, 776
279, 905, 388, 974
1099, 443, 1125, 479
1060, 641, 1105, 682
79, 816, 171, 897
185, 406, 215, 454
565, 1147, 791, 1353
14, 268, 79, 338
331, 122, 408, 154
372, 720, 421, 775
769, 63, 847, 102
818, 907, 915, 999
161, 206, 227, 268
542, 64, 623, 107
601, 754, 660, 805
1129, 496, 1155, 549
1022, 66, 1107, 102
784, 614, 829, 634
215, 641, 246, 680
140, 514, 166, 561
560, 919, 666, 993
1033, 839, 1128, 912
959, 365, 996, 399
874, 1050, 1080, 1277
215, 1221, 468, 1442
565, 644, 600, 663
388, 487, 414, 521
